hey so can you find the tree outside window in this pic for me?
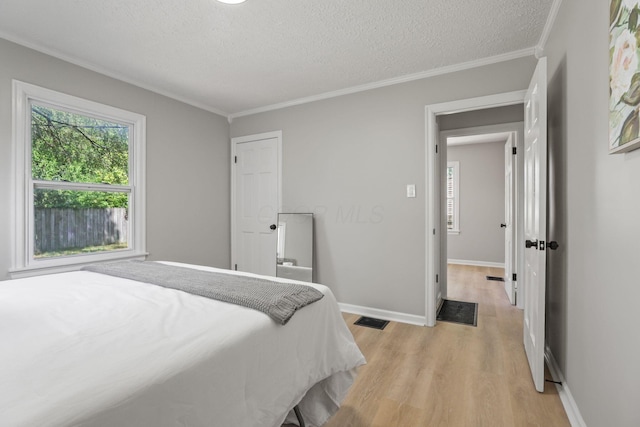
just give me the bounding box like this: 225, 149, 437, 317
31, 104, 131, 258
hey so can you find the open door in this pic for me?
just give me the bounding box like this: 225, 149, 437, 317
503, 134, 516, 304
523, 57, 548, 392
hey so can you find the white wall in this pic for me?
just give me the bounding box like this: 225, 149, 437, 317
446, 141, 505, 264
544, 0, 640, 425
230, 56, 537, 316
0, 38, 231, 280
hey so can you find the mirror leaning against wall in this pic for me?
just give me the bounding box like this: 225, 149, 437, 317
276, 213, 313, 283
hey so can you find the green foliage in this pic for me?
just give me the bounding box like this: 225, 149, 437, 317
631, 7, 639, 31
35, 189, 129, 209
621, 107, 639, 144
31, 104, 130, 208
611, 0, 622, 27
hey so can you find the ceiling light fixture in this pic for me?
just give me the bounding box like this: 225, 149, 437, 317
216, 0, 246, 4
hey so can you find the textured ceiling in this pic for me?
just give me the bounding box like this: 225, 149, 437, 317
0, 0, 554, 116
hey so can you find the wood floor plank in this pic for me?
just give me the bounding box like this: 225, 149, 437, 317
322, 264, 570, 427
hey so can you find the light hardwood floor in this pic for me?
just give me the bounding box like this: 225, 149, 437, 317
321, 264, 570, 427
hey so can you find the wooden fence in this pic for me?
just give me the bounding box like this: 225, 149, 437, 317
34, 208, 128, 254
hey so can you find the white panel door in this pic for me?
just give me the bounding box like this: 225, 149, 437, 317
233, 134, 280, 277
523, 57, 547, 393
504, 134, 516, 305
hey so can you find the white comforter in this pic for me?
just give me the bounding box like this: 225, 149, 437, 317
0, 262, 365, 427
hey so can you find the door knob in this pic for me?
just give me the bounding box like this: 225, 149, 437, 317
270, 224, 277, 230
547, 241, 559, 250
500, 223, 507, 228
525, 239, 538, 249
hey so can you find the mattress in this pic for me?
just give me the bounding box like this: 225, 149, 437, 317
0, 261, 365, 427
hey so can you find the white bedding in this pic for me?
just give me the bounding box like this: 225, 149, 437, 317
0, 262, 365, 427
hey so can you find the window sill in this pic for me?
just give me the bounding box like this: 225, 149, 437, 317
9, 251, 148, 279
448, 230, 460, 235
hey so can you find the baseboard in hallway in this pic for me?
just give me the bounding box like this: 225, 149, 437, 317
448, 259, 505, 268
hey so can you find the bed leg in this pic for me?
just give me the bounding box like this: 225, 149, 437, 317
293, 405, 306, 427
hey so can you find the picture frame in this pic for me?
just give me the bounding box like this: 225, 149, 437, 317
610, 0, 640, 153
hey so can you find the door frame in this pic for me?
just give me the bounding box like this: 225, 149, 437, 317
504, 132, 518, 305
230, 130, 283, 270
424, 91, 525, 326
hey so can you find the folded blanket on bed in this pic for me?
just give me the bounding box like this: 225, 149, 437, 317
82, 261, 324, 324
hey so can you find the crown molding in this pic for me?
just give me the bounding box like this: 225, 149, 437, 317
228, 47, 536, 119
536, 0, 564, 56
1, 30, 541, 122
0, 32, 229, 118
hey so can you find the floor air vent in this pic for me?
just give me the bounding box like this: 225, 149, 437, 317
354, 316, 389, 330
437, 299, 478, 327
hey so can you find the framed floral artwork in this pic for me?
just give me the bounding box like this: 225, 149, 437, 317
610, 0, 640, 153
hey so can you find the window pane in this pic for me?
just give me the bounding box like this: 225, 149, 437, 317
34, 188, 129, 258
31, 104, 129, 185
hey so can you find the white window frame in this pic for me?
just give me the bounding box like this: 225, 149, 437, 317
446, 161, 460, 235
10, 80, 147, 278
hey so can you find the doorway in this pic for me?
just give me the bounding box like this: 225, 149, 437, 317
426, 59, 548, 394
424, 91, 526, 327
440, 121, 524, 309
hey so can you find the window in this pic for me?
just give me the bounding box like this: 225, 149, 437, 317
446, 161, 460, 234
11, 81, 146, 277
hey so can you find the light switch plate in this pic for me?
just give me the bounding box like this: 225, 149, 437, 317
407, 184, 416, 198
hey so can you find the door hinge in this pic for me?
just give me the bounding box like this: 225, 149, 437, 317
234, 155, 237, 164
512, 147, 517, 155
436, 274, 439, 283
433, 228, 436, 235
513, 273, 517, 281
234, 264, 238, 271
435, 144, 438, 154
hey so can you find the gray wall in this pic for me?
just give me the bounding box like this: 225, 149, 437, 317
545, 0, 640, 425
438, 104, 524, 131
446, 141, 505, 264
0, 38, 231, 280
230, 56, 536, 316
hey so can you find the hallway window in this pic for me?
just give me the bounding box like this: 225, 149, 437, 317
447, 161, 460, 233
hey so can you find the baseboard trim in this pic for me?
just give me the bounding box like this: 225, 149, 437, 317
545, 345, 587, 427
338, 303, 426, 327
447, 259, 505, 268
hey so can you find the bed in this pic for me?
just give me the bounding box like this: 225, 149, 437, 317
0, 261, 365, 427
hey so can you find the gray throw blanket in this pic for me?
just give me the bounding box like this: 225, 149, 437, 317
82, 261, 324, 325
